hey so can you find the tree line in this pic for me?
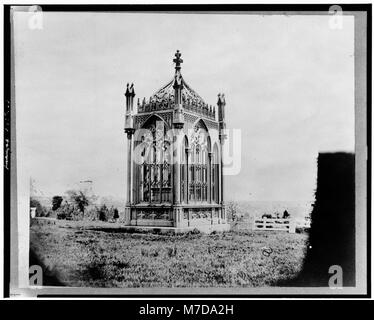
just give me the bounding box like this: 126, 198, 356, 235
30, 188, 119, 222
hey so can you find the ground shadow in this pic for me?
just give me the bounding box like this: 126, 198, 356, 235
29, 249, 65, 286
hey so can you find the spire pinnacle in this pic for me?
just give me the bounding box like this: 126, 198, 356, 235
173, 50, 183, 73
125, 83, 135, 97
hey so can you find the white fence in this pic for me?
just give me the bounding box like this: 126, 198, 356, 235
249, 217, 311, 233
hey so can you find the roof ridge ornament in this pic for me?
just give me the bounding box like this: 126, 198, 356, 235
173, 50, 183, 73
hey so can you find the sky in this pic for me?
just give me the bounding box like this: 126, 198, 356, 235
14, 12, 354, 202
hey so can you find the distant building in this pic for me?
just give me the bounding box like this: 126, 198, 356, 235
122, 50, 229, 233
30, 207, 36, 218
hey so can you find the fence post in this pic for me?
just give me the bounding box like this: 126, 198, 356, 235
289, 218, 296, 233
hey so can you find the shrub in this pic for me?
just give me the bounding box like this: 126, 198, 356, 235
55, 200, 120, 222
190, 228, 201, 235
85, 206, 100, 221
56, 202, 80, 220
98, 204, 110, 221
296, 227, 309, 234
184, 228, 202, 238
108, 206, 117, 222
113, 208, 119, 220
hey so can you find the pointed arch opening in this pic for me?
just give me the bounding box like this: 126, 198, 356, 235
187, 119, 212, 203
135, 114, 172, 204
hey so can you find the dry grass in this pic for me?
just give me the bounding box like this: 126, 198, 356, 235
30, 220, 308, 287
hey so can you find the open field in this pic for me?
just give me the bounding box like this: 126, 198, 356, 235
30, 220, 308, 287
31, 197, 312, 220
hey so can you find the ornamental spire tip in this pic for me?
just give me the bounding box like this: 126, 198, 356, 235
173, 50, 183, 73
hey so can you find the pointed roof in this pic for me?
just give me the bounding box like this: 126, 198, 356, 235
151, 76, 206, 106
150, 50, 206, 106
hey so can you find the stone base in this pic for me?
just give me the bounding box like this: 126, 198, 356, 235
121, 205, 229, 233
119, 207, 131, 224
116, 223, 230, 234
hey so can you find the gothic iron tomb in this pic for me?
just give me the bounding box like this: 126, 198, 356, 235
122, 50, 229, 233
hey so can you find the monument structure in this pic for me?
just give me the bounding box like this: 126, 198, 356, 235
122, 50, 229, 233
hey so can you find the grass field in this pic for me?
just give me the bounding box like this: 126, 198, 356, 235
30, 220, 308, 287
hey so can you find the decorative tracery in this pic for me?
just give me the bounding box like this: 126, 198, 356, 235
134, 116, 219, 208
136, 118, 172, 204
183, 121, 214, 203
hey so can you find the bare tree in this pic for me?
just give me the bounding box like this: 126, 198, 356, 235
227, 201, 239, 222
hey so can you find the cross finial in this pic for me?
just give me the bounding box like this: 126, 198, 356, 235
173, 50, 183, 72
